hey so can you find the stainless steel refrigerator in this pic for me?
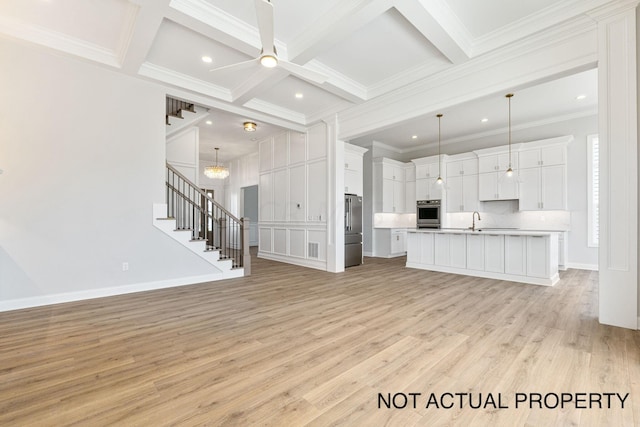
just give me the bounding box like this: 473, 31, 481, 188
345, 194, 363, 267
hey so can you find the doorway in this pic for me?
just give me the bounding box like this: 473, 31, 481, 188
242, 185, 259, 247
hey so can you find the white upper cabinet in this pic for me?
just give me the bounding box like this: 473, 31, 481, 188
478, 153, 518, 174
446, 158, 478, 177
518, 139, 568, 211
519, 145, 566, 169
478, 171, 519, 201
415, 162, 441, 179
416, 178, 443, 201
374, 158, 409, 213
344, 143, 367, 196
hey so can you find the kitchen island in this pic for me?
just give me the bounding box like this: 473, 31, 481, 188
406, 228, 559, 286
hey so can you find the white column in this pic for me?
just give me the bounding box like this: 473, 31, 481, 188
325, 114, 345, 273
596, 5, 639, 329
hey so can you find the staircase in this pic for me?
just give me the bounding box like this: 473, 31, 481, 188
153, 163, 251, 280
165, 96, 210, 137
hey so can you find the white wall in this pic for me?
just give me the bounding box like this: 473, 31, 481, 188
257, 126, 330, 270
198, 160, 226, 204
0, 38, 219, 309
166, 127, 199, 183
225, 151, 259, 218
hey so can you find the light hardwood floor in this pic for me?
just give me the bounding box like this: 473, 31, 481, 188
0, 253, 638, 426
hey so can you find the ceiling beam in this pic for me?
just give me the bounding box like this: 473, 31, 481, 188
120, 0, 172, 74
166, 0, 260, 58
394, 0, 471, 64
231, 67, 289, 105
287, 0, 395, 65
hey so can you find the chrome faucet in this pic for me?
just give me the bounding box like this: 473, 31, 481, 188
469, 211, 481, 231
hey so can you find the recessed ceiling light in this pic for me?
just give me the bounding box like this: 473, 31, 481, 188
295, 93, 303, 99
205, 120, 212, 125
201, 56, 213, 63
576, 94, 587, 100
412, 135, 418, 139
481, 118, 489, 123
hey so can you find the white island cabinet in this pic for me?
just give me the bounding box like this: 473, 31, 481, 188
406, 229, 559, 286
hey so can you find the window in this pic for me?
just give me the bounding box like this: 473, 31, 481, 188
587, 134, 599, 247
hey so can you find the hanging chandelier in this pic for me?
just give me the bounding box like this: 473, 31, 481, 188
204, 147, 229, 179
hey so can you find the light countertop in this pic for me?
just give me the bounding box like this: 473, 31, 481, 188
407, 228, 562, 236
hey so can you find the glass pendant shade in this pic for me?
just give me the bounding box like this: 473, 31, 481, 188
204, 148, 229, 179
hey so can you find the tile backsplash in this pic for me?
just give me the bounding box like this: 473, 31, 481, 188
444, 200, 570, 231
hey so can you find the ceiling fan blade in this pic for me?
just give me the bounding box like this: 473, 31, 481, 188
254, 0, 275, 55
278, 60, 328, 84
209, 58, 259, 73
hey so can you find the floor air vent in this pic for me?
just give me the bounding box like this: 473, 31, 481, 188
308, 242, 319, 259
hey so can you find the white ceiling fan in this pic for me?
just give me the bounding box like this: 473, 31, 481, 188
209, 0, 328, 84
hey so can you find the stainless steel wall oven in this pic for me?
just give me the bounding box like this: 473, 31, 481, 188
416, 200, 441, 228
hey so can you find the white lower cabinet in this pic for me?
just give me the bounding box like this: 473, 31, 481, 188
484, 234, 505, 273
407, 232, 434, 265
434, 233, 450, 266
527, 235, 549, 278
450, 234, 467, 268
374, 228, 407, 258
466, 234, 485, 271
504, 235, 527, 276
407, 231, 559, 286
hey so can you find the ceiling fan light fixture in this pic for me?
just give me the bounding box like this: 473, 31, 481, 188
244, 121, 257, 132
260, 54, 278, 68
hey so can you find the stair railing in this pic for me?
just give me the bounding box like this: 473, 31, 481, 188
165, 163, 248, 271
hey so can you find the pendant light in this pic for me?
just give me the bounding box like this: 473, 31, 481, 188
204, 147, 230, 179
436, 113, 444, 185
505, 93, 514, 177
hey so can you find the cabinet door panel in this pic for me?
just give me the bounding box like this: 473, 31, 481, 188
497, 173, 519, 200
505, 235, 527, 276
466, 234, 485, 271
394, 180, 405, 213
519, 150, 540, 169
450, 234, 467, 268
463, 158, 479, 175
518, 168, 540, 210
478, 173, 497, 201
434, 233, 450, 266
421, 233, 435, 264
382, 178, 394, 213
541, 165, 565, 210
405, 180, 416, 213
478, 156, 497, 174
527, 236, 549, 278
416, 179, 429, 200
462, 174, 479, 212
484, 235, 505, 273
540, 146, 565, 166
446, 176, 463, 212
446, 160, 464, 177
407, 233, 421, 263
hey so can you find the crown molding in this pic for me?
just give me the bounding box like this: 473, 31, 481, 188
243, 99, 307, 125
305, 100, 354, 126
414, 0, 474, 57
401, 109, 597, 155
305, 59, 367, 101
586, 0, 640, 21
471, 0, 609, 56
169, 0, 288, 58
114, 3, 141, 65
0, 15, 120, 68
338, 14, 598, 140
139, 62, 232, 101
366, 58, 451, 100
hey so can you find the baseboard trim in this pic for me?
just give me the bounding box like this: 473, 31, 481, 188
258, 252, 327, 271
0, 271, 243, 313
566, 262, 599, 271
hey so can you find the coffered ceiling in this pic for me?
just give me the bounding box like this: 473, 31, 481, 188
0, 0, 613, 162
